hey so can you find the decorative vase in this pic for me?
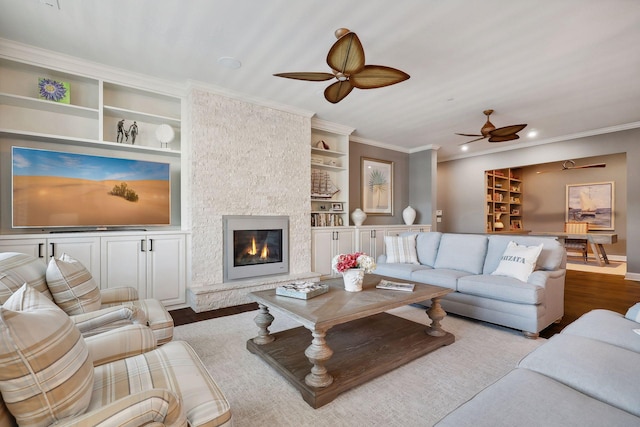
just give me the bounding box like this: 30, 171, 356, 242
494, 212, 504, 230
342, 268, 365, 292
351, 208, 367, 226
402, 205, 416, 225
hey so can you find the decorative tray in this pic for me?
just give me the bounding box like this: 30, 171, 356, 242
276, 281, 329, 299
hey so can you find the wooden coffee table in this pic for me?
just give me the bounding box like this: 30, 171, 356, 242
246, 274, 454, 408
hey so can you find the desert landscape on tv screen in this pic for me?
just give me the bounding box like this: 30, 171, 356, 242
12, 147, 170, 228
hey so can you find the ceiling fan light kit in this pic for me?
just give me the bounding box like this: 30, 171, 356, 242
457, 109, 527, 146
274, 28, 410, 103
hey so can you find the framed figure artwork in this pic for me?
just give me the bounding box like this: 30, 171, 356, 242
361, 157, 393, 215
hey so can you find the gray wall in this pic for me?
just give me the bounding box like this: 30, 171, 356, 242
349, 141, 410, 225
436, 127, 640, 276
522, 153, 626, 256
409, 149, 437, 227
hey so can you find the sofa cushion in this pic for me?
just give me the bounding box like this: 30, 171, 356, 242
0, 252, 52, 304
0, 284, 94, 427
457, 274, 544, 304
435, 368, 640, 427
384, 234, 419, 264
519, 334, 640, 417
415, 232, 442, 267
491, 241, 543, 282
484, 235, 564, 274
411, 268, 470, 290
373, 263, 432, 281
561, 309, 640, 353
433, 234, 488, 275
46, 253, 102, 315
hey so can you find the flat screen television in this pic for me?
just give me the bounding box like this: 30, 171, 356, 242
12, 146, 171, 228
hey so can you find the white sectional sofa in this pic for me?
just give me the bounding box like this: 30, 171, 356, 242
436, 306, 640, 426
374, 232, 567, 338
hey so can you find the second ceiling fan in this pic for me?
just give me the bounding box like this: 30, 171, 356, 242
457, 109, 527, 146
274, 28, 410, 104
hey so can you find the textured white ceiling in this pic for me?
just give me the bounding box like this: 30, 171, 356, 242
1, 0, 639, 160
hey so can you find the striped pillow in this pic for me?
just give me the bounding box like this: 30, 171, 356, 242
0, 252, 52, 304
0, 284, 94, 427
46, 253, 101, 315
384, 234, 419, 264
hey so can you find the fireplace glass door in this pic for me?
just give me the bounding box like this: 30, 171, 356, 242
233, 229, 283, 267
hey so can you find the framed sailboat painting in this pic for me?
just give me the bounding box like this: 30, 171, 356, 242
566, 181, 614, 230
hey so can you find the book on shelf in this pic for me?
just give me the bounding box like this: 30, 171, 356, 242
376, 279, 415, 292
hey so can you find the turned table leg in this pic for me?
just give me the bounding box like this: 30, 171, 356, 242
304, 328, 334, 388
426, 297, 447, 337
252, 304, 275, 344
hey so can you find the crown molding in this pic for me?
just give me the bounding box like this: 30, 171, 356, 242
186, 80, 315, 119
0, 38, 186, 96
311, 118, 355, 135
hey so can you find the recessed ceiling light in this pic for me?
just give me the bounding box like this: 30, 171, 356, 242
527, 130, 538, 138
461, 145, 469, 152
217, 57, 242, 69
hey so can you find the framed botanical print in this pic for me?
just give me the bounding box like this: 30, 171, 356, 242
361, 157, 393, 215
566, 181, 614, 230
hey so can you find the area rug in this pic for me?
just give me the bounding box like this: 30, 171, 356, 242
174, 305, 545, 427
566, 260, 626, 275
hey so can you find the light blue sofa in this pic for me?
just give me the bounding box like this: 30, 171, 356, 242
374, 232, 567, 338
436, 307, 640, 426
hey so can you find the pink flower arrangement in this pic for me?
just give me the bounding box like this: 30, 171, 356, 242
332, 252, 376, 274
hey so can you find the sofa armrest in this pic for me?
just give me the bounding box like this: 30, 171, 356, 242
84, 324, 158, 366
100, 286, 139, 305
527, 269, 565, 286
377, 254, 388, 264
56, 389, 187, 427
71, 305, 148, 335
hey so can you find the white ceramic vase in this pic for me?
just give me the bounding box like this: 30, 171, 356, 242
402, 205, 416, 225
342, 268, 364, 292
351, 208, 367, 226
494, 212, 504, 229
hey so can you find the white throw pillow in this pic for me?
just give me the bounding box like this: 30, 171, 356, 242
384, 234, 419, 264
491, 241, 543, 282
625, 303, 640, 323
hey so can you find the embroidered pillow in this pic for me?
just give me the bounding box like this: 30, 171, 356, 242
491, 241, 543, 282
625, 303, 640, 323
384, 234, 419, 264
0, 284, 94, 426
46, 253, 101, 315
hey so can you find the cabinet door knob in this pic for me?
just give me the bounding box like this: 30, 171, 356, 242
149, 239, 154, 252
38, 243, 44, 258
141, 239, 146, 252
49, 243, 55, 258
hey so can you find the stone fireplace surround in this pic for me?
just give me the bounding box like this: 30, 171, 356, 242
185, 87, 321, 312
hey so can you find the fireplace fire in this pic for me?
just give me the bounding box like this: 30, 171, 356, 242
224, 215, 289, 281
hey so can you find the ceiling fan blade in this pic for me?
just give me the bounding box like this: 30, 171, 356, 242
273, 72, 335, 81
350, 65, 410, 89
488, 134, 520, 143
571, 163, 607, 169
458, 136, 487, 146
490, 124, 527, 137
455, 132, 483, 137
327, 32, 365, 75
324, 80, 354, 103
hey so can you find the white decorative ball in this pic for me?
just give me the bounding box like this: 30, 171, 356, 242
155, 124, 175, 145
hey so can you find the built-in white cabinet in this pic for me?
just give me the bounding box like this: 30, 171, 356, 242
311, 227, 356, 278
312, 225, 431, 279
101, 233, 186, 306
311, 224, 431, 278
0, 232, 187, 307
0, 236, 100, 284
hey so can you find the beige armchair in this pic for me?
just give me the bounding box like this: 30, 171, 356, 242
0, 251, 173, 344
0, 284, 231, 427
